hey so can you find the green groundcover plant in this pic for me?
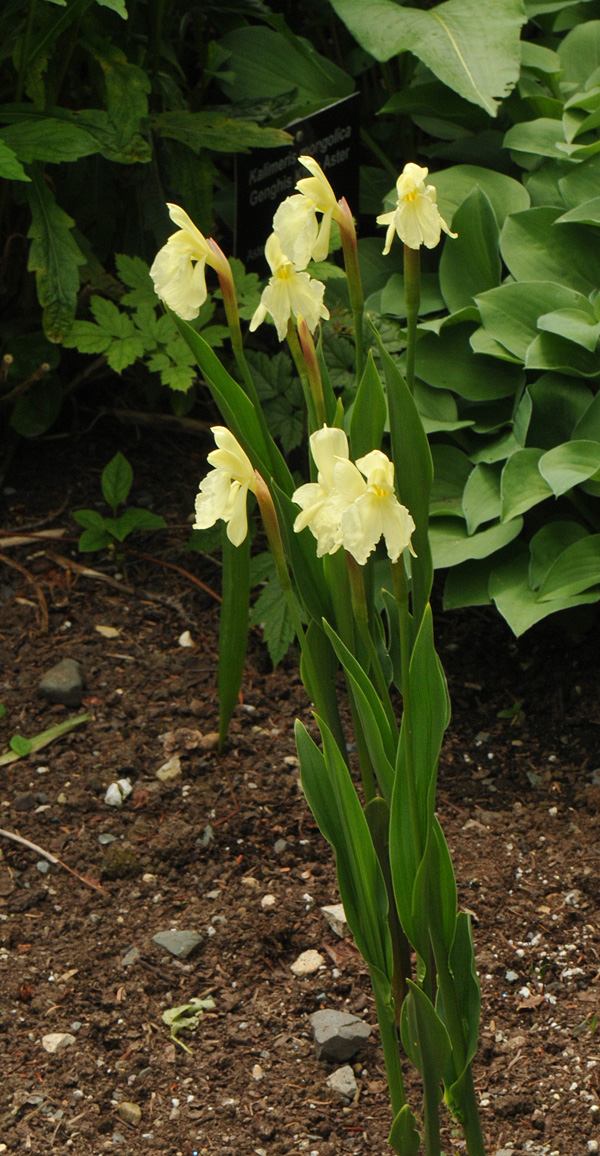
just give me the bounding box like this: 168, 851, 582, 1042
147, 157, 487, 1155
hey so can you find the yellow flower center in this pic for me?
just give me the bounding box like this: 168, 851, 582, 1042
403, 189, 419, 203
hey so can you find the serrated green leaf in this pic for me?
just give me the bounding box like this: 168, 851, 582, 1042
105, 333, 146, 373
116, 253, 158, 306
62, 320, 112, 355
0, 138, 30, 180
27, 167, 85, 342
90, 296, 134, 338
249, 575, 294, 667
153, 110, 293, 154
1, 116, 99, 163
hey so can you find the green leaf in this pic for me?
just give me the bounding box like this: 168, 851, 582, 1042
439, 187, 500, 312
559, 19, 600, 88
490, 544, 600, 634
116, 254, 158, 307
328, 0, 526, 115
72, 508, 105, 529
538, 440, 600, 496
415, 325, 524, 400
105, 333, 146, 374
0, 138, 30, 180
400, 981, 451, 1093
389, 1105, 421, 1156
503, 118, 568, 159
62, 320, 112, 355
91, 45, 149, 152
153, 110, 293, 154
321, 620, 396, 802
476, 281, 587, 360
559, 153, 600, 208
219, 530, 251, 750
430, 445, 472, 518
415, 381, 474, 435
537, 307, 600, 352
462, 463, 502, 534
249, 570, 295, 668
501, 448, 553, 521
77, 527, 113, 552
375, 334, 433, 620
110, 508, 166, 541
430, 516, 523, 567
296, 718, 393, 980
525, 332, 600, 377
10, 735, 33, 757
443, 557, 494, 608
1, 116, 99, 163
426, 164, 530, 228
349, 351, 387, 460
500, 208, 600, 295
102, 451, 133, 510
95, 0, 128, 16
26, 167, 85, 342
380, 272, 445, 319
538, 533, 600, 599
556, 196, 600, 227
528, 373, 592, 448
529, 521, 588, 588
218, 26, 353, 107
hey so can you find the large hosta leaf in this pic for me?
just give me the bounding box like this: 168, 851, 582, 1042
500, 208, 600, 295
430, 516, 523, 568
476, 282, 586, 360
432, 164, 530, 227
439, 187, 501, 311
328, 0, 526, 114
490, 545, 599, 635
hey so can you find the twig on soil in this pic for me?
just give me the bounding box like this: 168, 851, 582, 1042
0, 550, 49, 631
124, 549, 222, 603
0, 528, 67, 548
0, 827, 109, 895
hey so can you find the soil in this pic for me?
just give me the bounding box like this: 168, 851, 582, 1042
1, 421, 600, 1156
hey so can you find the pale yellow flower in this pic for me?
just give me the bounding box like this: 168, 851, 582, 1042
292, 427, 351, 556
336, 450, 416, 566
150, 204, 214, 321
377, 163, 457, 253
274, 155, 339, 266
194, 426, 256, 546
249, 233, 329, 342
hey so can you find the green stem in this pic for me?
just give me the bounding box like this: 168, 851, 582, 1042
403, 245, 421, 397
346, 553, 396, 737
338, 199, 365, 381
287, 321, 318, 433
391, 558, 423, 863
370, 969, 406, 1120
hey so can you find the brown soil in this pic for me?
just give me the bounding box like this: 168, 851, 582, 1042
1, 422, 599, 1156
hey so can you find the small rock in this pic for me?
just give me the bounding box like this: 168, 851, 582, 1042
95, 625, 120, 639
104, 778, 133, 807
309, 1009, 372, 1061
42, 1032, 76, 1054
36, 860, 50, 874
505, 970, 519, 984
261, 894, 276, 909
321, 903, 348, 938
587, 1142, 599, 1154
252, 1063, 265, 1081
290, 949, 325, 977
152, 929, 203, 959
326, 1065, 357, 1101
274, 839, 287, 855
38, 659, 84, 707
98, 833, 116, 846
121, 947, 141, 967
178, 631, 194, 648
495, 1150, 516, 1156
196, 824, 214, 848
199, 731, 219, 751
156, 756, 181, 783
117, 1101, 142, 1126
241, 876, 259, 889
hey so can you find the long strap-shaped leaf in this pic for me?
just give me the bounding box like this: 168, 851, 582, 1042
170, 313, 293, 494
373, 328, 434, 626
295, 717, 393, 981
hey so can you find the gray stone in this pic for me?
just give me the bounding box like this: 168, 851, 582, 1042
326, 1065, 357, 1101
309, 1009, 372, 1062
42, 1032, 76, 1054
320, 903, 348, 938
38, 659, 84, 707
152, 929, 202, 959
36, 860, 50, 874
121, 947, 141, 967
117, 1102, 141, 1126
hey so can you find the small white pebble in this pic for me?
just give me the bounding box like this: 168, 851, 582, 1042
178, 630, 194, 647
261, 894, 276, 909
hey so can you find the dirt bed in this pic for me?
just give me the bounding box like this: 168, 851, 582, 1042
1, 423, 599, 1155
